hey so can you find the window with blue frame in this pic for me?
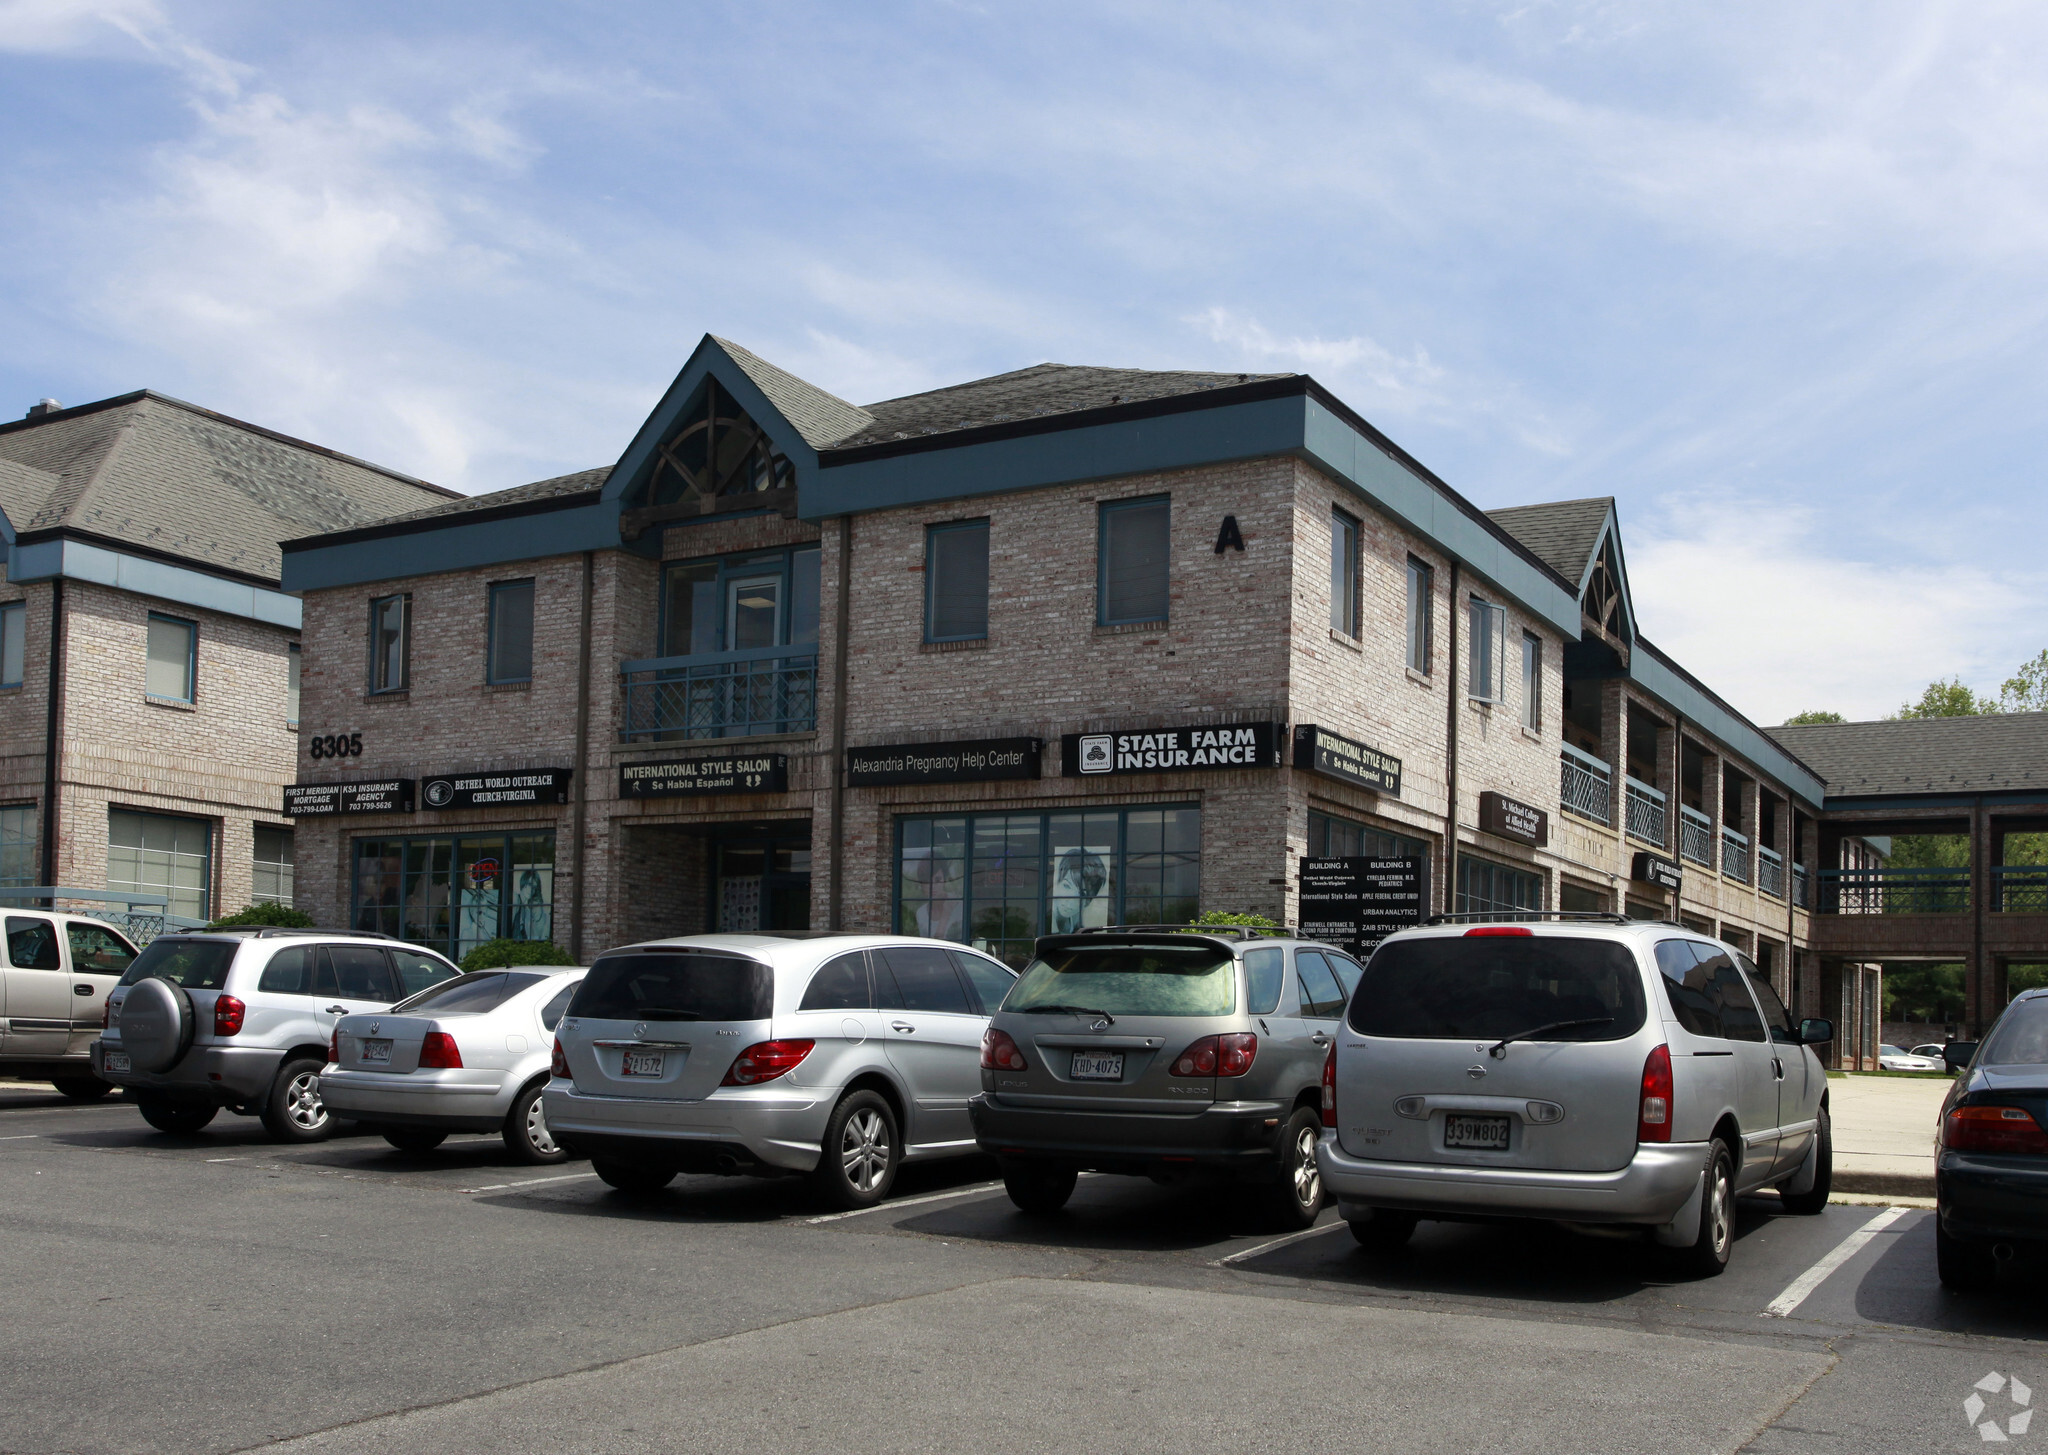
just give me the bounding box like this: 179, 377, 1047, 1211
925, 520, 989, 642
0, 601, 24, 688
895, 806, 1201, 967
1456, 854, 1544, 917
659, 547, 820, 658
1098, 496, 1170, 625
628, 546, 822, 741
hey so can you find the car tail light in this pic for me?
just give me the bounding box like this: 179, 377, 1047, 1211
327, 1030, 339, 1063
550, 1037, 569, 1078
1322, 1044, 1337, 1128
419, 1031, 463, 1070
212, 995, 245, 1037
1465, 926, 1532, 937
1170, 1033, 1257, 1078
720, 1039, 815, 1086
1944, 1104, 2048, 1155
1639, 1043, 1673, 1142
102, 1000, 113, 1030
981, 1028, 1028, 1071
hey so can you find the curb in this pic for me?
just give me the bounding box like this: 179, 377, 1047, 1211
1834, 1169, 1935, 1197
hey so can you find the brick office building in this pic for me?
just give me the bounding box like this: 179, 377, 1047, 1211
276, 335, 1888, 1053
0, 392, 454, 924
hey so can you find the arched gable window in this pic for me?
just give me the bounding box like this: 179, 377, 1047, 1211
635, 377, 794, 511
1582, 535, 1627, 644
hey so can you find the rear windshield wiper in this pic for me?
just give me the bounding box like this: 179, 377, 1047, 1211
633, 1009, 707, 1021
1019, 1004, 1116, 1024
1487, 1017, 1612, 1059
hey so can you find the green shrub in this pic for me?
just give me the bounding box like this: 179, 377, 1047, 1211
206, 902, 316, 929
459, 938, 577, 972
1186, 910, 1279, 929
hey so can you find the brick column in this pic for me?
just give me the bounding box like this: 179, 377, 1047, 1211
1736, 776, 1759, 888
1653, 718, 1680, 854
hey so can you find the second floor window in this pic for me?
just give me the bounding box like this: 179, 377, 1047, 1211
1405, 557, 1433, 672
0, 601, 23, 688
926, 520, 989, 642
1468, 596, 1506, 704
1098, 495, 1169, 625
146, 613, 196, 701
488, 579, 535, 683
1330, 508, 1359, 638
1522, 631, 1542, 730
370, 594, 410, 693
661, 547, 820, 658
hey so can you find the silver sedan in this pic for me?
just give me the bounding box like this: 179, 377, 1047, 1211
320, 965, 585, 1163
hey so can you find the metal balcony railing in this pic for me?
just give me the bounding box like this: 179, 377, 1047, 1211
1624, 777, 1666, 846
0, 887, 204, 945
1559, 744, 1612, 826
1819, 867, 1971, 915
619, 646, 818, 742
1757, 844, 1785, 900
1793, 862, 1811, 909
1722, 827, 1751, 882
1995, 866, 2048, 912
1679, 805, 1713, 866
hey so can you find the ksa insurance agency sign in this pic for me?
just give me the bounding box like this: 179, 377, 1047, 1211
1061, 722, 1280, 776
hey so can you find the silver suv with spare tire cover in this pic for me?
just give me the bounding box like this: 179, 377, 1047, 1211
93, 929, 461, 1141
969, 926, 1359, 1228
1316, 916, 1835, 1276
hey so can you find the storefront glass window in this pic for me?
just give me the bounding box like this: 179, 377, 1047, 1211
0, 805, 35, 887
353, 832, 555, 960
1455, 853, 1543, 918
897, 807, 1200, 966
1308, 811, 1427, 861
109, 809, 210, 922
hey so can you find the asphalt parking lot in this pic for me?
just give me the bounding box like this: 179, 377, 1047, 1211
2, 1084, 2041, 1455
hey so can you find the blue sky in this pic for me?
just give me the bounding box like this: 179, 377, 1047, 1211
2, 0, 2043, 724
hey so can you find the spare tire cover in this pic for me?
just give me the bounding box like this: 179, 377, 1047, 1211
120, 976, 195, 1074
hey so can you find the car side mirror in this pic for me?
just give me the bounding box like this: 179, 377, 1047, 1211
1943, 1043, 1975, 1072
1797, 1017, 1833, 1046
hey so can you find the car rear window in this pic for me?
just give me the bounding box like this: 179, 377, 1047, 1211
1007, 942, 1235, 1018
393, 971, 548, 1015
1347, 935, 1647, 1041
569, 953, 772, 1022
1978, 999, 2048, 1067
118, 938, 240, 991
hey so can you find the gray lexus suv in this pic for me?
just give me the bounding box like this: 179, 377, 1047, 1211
969, 926, 1355, 1227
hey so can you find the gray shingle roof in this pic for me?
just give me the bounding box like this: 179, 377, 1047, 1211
1485, 498, 1613, 585
364, 466, 613, 527
1767, 714, 2048, 798
0, 393, 455, 583
831, 363, 1294, 449
713, 337, 874, 450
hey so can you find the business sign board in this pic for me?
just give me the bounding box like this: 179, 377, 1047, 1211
1292, 724, 1401, 795
1297, 856, 1429, 958
282, 780, 414, 816
618, 754, 789, 798
1061, 722, 1281, 777
419, 769, 573, 810
1478, 790, 1549, 847
847, 737, 1041, 788
1632, 851, 1683, 891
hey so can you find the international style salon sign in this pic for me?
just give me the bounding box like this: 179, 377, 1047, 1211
1062, 722, 1282, 776
1292, 724, 1402, 795
847, 737, 1042, 787
619, 754, 789, 798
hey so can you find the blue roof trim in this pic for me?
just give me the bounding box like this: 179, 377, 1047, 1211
12, 538, 302, 628
601, 336, 822, 507
1630, 643, 1827, 809
1821, 792, 2048, 812
281, 500, 626, 592
1581, 510, 1638, 643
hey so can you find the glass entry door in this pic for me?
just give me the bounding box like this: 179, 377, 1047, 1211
714, 831, 811, 932
726, 575, 783, 651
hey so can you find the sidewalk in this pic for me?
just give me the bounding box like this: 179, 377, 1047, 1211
1827, 1073, 1948, 1197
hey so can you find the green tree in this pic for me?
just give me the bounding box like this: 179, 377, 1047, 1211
206, 902, 315, 929
1892, 677, 1993, 719
459, 938, 577, 972
1999, 650, 2048, 713
1781, 709, 1845, 725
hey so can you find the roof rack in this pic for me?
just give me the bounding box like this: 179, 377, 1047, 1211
180, 926, 398, 940
1065, 924, 1302, 942
1422, 911, 1636, 926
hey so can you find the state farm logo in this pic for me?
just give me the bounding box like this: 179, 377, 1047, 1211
1078, 735, 1113, 774
1964, 1371, 2032, 1442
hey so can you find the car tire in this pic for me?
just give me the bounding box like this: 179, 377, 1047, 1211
1936, 1219, 1997, 1291
1672, 1140, 1736, 1278
1348, 1210, 1418, 1251
137, 1097, 217, 1135
810, 1089, 899, 1211
1001, 1158, 1078, 1215
1778, 1109, 1833, 1216
1260, 1107, 1327, 1230
52, 1075, 113, 1102
381, 1128, 448, 1153
260, 1056, 335, 1143
592, 1157, 676, 1194
503, 1080, 570, 1165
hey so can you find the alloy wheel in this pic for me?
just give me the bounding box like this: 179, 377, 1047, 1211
284, 1071, 328, 1132
1292, 1125, 1321, 1209
1707, 1162, 1732, 1259
841, 1107, 890, 1192
525, 1095, 559, 1156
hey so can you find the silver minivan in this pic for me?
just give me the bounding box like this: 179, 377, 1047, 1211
1316, 917, 1834, 1276
544, 933, 1016, 1208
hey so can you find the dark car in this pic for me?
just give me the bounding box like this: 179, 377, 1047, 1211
1935, 988, 2048, 1290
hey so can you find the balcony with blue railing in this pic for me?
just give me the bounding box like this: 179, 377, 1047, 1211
1721, 826, 1750, 882
1679, 805, 1713, 866
619, 645, 818, 742
1819, 867, 1970, 915
1794, 862, 1811, 909
1559, 743, 1612, 826
1995, 866, 2048, 912
1624, 776, 1666, 847
1757, 844, 1784, 899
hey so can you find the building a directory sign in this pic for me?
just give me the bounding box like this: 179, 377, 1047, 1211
1297, 856, 1428, 957
619, 754, 789, 798
847, 737, 1041, 787
1061, 722, 1281, 776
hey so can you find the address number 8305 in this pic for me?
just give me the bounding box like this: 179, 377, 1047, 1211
308, 732, 363, 759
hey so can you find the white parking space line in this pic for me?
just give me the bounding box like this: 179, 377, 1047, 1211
206, 1156, 248, 1163
1211, 1220, 1348, 1266
458, 1171, 601, 1194
0, 1134, 39, 1141
1763, 1205, 1916, 1318
807, 1180, 1004, 1223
